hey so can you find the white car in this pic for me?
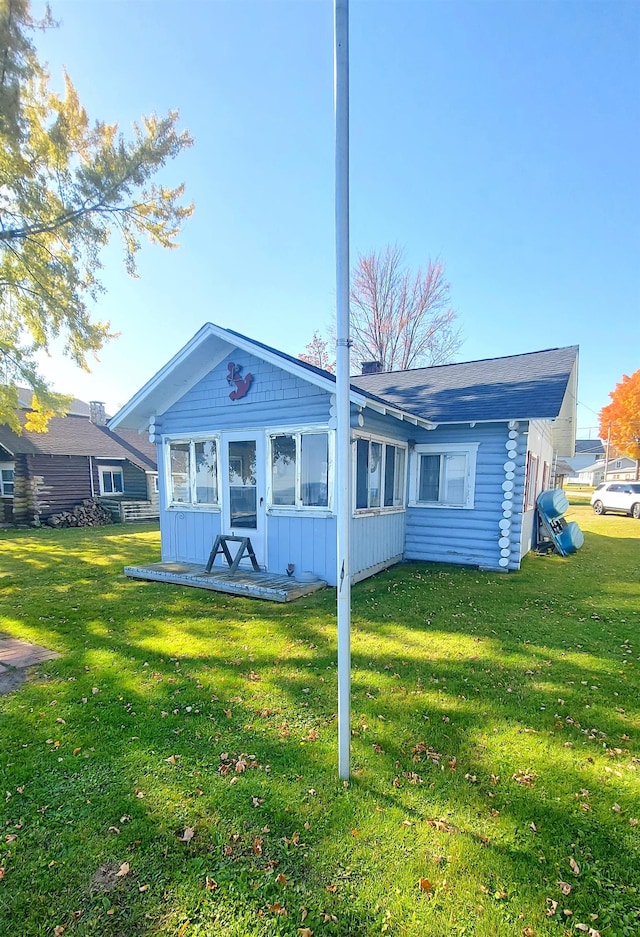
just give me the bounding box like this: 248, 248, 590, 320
591, 481, 640, 518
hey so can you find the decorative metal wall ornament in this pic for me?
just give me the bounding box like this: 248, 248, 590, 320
226, 362, 253, 401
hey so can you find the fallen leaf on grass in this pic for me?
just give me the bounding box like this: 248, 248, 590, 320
139, 884, 149, 892
298, 929, 314, 937
205, 877, 217, 890
164, 755, 179, 765
178, 922, 189, 937
115, 862, 130, 877
569, 857, 580, 876
545, 898, 558, 916
275, 873, 288, 886
267, 903, 287, 916
522, 928, 535, 936
419, 878, 432, 893
557, 881, 572, 895
513, 770, 536, 786
179, 827, 195, 843
252, 837, 263, 855
54, 927, 66, 936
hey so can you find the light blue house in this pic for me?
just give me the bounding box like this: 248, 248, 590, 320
108, 324, 578, 587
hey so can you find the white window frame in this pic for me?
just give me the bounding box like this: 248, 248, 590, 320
352, 433, 408, 515
0, 463, 15, 497
266, 426, 334, 515
524, 452, 539, 510
98, 465, 125, 496
409, 442, 479, 510
163, 434, 221, 510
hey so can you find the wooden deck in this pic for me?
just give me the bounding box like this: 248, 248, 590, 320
123, 562, 327, 602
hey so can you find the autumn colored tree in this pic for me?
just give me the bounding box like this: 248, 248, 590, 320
0, 0, 193, 431
349, 245, 461, 372
599, 369, 640, 477
298, 330, 335, 373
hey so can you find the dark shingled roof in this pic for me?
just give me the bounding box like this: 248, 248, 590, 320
575, 439, 604, 455
0, 412, 157, 471
351, 346, 578, 423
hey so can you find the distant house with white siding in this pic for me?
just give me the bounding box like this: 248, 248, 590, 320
565, 438, 605, 475
108, 323, 578, 581
577, 456, 638, 486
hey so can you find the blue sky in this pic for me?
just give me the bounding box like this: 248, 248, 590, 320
32, 0, 639, 437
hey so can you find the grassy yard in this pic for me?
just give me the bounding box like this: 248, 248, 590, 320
0, 506, 638, 937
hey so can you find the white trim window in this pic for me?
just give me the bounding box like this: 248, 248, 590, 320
99, 465, 124, 495
410, 443, 479, 510
166, 437, 219, 507
268, 430, 332, 511
354, 436, 407, 512
0, 464, 15, 497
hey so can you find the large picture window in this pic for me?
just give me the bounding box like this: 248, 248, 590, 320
269, 432, 330, 509
410, 443, 478, 509
167, 438, 219, 506
354, 437, 406, 511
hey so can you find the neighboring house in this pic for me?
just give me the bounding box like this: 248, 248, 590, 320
576, 456, 638, 486
0, 389, 159, 525
565, 438, 605, 474
108, 323, 578, 582
553, 459, 575, 487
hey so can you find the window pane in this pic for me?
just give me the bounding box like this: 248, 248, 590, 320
369, 442, 382, 507
384, 445, 395, 506
102, 472, 113, 494
113, 472, 124, 493
301, 433, 328, 506
393, 448, 405, 505
443, 454, 466, 504
272, 435, 296, 505
356, 439, 369, 509
419, 454, 440, 501
170, 443, 190, 502
195, 440, 218, 503
229, 440, 257, 528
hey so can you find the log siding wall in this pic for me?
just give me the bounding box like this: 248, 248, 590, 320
404, 422, 527, 571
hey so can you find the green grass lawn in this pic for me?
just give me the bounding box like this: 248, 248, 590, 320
1, 506, 638, 937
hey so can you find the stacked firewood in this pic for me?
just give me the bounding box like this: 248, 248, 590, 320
46, 499, 113, 528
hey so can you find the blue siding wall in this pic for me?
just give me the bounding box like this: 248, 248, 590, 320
352, 511, 405, 579
405, 422, 527, 571
159, 351, 331, 435
267, 514, 337, 584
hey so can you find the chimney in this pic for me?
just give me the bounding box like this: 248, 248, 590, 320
89, 401, 106, 425
361, 361, 383, 376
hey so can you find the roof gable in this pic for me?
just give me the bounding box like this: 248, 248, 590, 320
108, 322, 436, 433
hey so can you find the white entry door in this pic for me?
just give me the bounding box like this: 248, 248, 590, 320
221, 432, 266, 569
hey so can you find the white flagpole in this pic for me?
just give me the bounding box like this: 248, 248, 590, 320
334, 0, 351, 780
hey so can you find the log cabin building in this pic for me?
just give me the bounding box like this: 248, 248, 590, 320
0, 389, 158, 525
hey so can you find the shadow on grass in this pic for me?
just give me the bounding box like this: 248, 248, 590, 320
0, 518, 639, 936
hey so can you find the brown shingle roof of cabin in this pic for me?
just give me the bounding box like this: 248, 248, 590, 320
0, 408, 156, 471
